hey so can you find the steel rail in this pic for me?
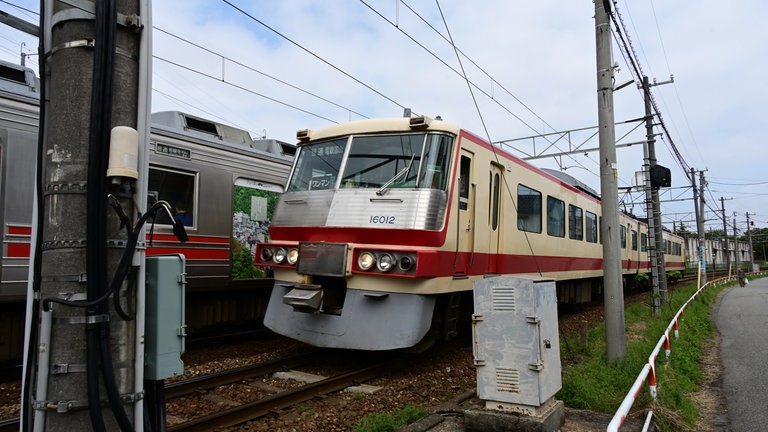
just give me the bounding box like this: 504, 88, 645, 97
168, 359, 402, 432
164, 350, 322, 399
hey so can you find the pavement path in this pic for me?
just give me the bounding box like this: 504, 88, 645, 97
714, 276, 768, 432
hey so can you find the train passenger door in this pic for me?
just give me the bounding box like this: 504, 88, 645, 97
455, 150, 474, 275
487, 163, 503, 274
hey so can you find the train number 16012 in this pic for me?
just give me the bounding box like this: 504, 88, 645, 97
369, 215, 396, 225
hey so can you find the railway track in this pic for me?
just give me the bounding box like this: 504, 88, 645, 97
168, 358, 402, 431
0, 348, 404, 432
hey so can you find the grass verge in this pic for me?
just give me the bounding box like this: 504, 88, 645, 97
351, 404, 428, 432
558, 279, 731, 431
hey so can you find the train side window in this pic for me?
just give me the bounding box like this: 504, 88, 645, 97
631, 230, 638, 251
585, 211, 598, 243
599, 216, 602, 244
517, 184, 541, 233
620, 225, 627, 249
148, 166, 197, 227
568, 205, 583, 240
641, 233, 648, 252
546, 196, 565, 237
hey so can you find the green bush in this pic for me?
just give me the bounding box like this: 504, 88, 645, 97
230, 240, 264, 279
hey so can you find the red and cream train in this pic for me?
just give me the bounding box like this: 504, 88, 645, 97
256, 115, 685, 350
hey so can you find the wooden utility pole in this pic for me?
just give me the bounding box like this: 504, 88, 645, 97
595, 0, 625, 361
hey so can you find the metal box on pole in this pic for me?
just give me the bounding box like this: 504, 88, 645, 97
144, 254, 186, 380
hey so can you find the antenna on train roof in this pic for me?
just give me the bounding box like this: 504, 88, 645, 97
403, 108, 411, 117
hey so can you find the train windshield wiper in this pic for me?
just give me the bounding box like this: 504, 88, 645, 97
376, 154, 415, 196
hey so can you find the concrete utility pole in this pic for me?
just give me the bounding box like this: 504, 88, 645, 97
30, 1, 150, 430
747, 212, 754, 270
720, 197, 730, 271
733, 213, 739, 269
692, 168, 707, 286
641, 75, 671, 313
595, 0, 626, 361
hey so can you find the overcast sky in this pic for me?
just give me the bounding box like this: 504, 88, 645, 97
1, 0, 766, 234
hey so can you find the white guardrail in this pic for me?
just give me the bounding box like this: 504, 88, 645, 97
607, 271, 767, 431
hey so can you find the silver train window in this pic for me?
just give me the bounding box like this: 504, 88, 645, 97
148, 166, 197, 227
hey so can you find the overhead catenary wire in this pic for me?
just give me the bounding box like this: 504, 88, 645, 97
433, 0, 543, 277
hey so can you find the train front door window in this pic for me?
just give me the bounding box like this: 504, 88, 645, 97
148, 166, 197, 227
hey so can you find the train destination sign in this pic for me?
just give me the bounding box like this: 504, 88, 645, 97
155, 143, 191, 159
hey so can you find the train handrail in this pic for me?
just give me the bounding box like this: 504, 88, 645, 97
607, 271, 768, 432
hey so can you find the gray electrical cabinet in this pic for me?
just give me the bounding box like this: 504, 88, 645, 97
472, 276, 561, 410
145, 254, 186, 380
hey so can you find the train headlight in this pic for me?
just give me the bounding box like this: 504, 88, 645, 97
287, 248, 299, 265
260, 247, 274, 263
376, 253, 395, 272
358, 251, 375, 271
398, 255, 415, 272
273, 247, 287, 264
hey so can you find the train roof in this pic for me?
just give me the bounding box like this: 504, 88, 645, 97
295, 116, 462, 143
0, 59, 40, 102
151, 111, 295, 158
540, 168, 601, 199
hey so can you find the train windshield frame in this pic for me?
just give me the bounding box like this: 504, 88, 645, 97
286, 132, 453, 192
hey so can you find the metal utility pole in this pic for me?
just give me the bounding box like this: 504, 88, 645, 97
595, 0, 626, 361
692, 168, 707, 285
27, 1, 151, 430
641, 76, 671, 313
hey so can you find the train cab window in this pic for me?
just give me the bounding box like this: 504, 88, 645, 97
517, 185, 541, 233
631, 230, 638, 251
568, 205, 583, 240
148, 166, 197, 227
288, 138, 347, 191
620, 225, 627, 249
547, 196, 565, 237
342, 134, 423, 189
417, 134, 452, 190
641, 233, 648, 252
585, 211, 598, 243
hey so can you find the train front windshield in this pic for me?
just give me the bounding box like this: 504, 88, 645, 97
287, 133, 453, 192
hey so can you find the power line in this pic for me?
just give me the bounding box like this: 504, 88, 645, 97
154, 27, 369, 120
358, 0, 597, 175
220, 0, 411, 113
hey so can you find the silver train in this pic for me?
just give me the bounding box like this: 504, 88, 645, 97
0, 59, 294, 363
